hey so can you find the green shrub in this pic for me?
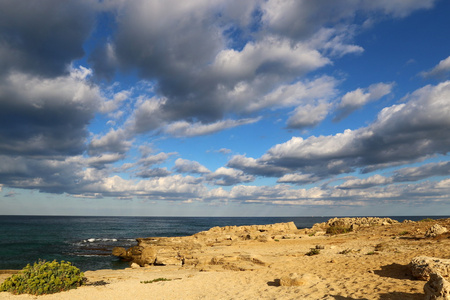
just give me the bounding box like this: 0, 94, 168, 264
326, 226, 352, 235
305, 248, 320, 256
0, 260, 85, 295
141, 278, 171, 284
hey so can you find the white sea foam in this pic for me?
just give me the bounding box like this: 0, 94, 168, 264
83, 238, 118, 243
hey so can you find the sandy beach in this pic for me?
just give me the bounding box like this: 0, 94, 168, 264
2, 218, 450, 300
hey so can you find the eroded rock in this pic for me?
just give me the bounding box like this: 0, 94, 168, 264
410, 256, 450, 280
424, 273, 450, 300
426, 225, 448, 238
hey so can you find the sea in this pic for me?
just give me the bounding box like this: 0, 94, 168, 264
0, 215, 447, 271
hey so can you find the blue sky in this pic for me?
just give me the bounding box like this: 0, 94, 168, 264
1, 0, 450, 216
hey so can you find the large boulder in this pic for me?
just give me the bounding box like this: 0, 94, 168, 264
410, 257, 450, 280
424, 273, 450, 300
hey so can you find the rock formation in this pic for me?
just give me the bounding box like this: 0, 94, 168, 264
306, 217, 399, 234
113, 222, 299, 268
410, 256, 450, 280
425, 224, 449, 238
424, 273, 450, 300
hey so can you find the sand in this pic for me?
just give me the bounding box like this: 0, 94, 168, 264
2, 219, 450, 300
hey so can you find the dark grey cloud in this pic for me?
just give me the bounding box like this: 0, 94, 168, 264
136, 168, 171, 178
0, 155, 84, 194
173, 158, 210, 174
392, 161, 450, 182
0, 71, 102, 157
0, 0, 95, 78
206, 167, 254, 186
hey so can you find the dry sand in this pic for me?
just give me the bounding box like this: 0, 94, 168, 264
2, 219, 450, 300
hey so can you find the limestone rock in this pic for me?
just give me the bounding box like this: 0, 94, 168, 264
112, 247, 127, 258
424, 273, 450, 300
426, 225, 448, 238
112, 222, 298, 268
155, 255, 183, 266
140, 247, 157, 265
130, 262, 140, 269
410, 256, 450, 280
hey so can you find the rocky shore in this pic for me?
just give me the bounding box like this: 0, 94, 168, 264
2, 217, 450, 299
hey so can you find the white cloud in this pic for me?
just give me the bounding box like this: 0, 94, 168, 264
164, 118, 261, 138
286, 103, 331, 129
213, 36, 330, 80
334, 82, 394, 121
231, 81, 450, 177
421, 56, 450, 79
338, 174, 393, 189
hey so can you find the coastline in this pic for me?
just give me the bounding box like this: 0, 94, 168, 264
2, 217, 450, 299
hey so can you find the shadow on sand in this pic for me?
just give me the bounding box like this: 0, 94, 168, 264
374, 263, 414, 280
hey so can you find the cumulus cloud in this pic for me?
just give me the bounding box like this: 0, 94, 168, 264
91, 0, 430, 136
206, 167, 254, 186
173, 158, 210, 174
334, 82, 394, 121
421, 56, 450, 79
230, 81, 450, 178
286, 103, 331, 129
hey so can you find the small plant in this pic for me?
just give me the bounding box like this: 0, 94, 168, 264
305, 248, 320, 256
398, 231, 409, 236
366, 251, 378, 255
141, 278, 172, 284
326, 226, 352, 235
308, 232, 316, 237
0, 260, 85, 295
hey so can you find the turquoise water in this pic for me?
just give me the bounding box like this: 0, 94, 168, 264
0, 215, 445, 271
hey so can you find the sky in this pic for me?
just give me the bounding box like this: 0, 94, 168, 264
1, 0, 450, 217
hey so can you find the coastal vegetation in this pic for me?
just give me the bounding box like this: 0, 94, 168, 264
326, 225, 352, 235
0, 260, 85, 295
140, 278, 172, 284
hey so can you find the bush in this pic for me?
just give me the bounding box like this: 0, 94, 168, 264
0, 260, 85, 295
326, 226, 352, 235
141, 278, 172, 284
305, 248, 320, 256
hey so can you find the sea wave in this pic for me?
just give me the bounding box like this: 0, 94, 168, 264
83, 238, 118, 243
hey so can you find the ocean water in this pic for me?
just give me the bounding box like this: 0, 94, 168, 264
0, 215, 446, 271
